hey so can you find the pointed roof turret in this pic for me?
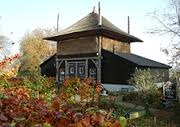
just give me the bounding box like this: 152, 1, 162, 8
45, 12, 143, 42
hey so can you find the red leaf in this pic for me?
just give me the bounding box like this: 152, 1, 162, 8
0, 113, 8, 121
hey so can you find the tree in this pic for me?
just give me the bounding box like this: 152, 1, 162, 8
150, 0, 180, 70
128, 69, 160, 115
20, 28, 56, 73
150, 0, 180, 100
0, 35, 14, 59
0, 34, 20, 77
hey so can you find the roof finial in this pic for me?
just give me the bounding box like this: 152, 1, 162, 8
57, 13, 59, 32
98, 1, 102, 26
93, 6, 96, 13
128, 16, 130, 34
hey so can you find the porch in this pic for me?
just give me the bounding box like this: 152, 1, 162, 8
55, 53, 101, 84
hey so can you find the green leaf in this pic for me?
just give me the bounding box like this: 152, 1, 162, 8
119, 116, 127, 127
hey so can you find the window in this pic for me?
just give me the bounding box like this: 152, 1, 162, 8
79, 66, 84, 75
89, 68, 97, 80
70, 67, 74, 74
59, 68, 65, 81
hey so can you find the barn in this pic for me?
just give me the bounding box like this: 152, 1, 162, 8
40, 10, 171, 91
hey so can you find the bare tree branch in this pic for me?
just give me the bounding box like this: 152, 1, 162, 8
153, 16, 180, 37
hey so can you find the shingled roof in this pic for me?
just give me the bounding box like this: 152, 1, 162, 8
103, 50, 171, 69
45, 11, 143, 42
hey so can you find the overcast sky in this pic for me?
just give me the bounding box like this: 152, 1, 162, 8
0, 0, 171, 64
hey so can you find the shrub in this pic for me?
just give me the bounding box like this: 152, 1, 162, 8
0, 76, 175, 126
58, 77, 102, 105
21, 73, 55, 101
128, 68, 159, 94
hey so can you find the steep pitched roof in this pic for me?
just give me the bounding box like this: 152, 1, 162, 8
45, 12, 142, 42
40, 54, 56, 67
116, 53, 171, 69
103, 50, 171, 69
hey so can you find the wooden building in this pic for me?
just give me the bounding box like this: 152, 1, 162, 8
41, 10, 171, 89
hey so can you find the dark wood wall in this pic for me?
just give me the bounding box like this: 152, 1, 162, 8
101, 50, 136, 84
40, 55, 56, 77
101, 50, 170, 84
40, 51, 170, 84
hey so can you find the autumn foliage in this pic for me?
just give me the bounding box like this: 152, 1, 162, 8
0, 54, 20, 77
0, 77, 126, 127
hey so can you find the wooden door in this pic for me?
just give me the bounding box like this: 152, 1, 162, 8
69, 62, 76, 77
77, 62, 86, 79
68, 61, 86, 78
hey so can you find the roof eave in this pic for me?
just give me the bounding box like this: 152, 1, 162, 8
137, 65, 172, 69
100, 28, 143, 42
44, 29, 97, 41
40, 54, 56, 67
44, 29, 143, 42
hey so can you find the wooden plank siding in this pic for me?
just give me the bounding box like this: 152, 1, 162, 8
101, 36, 130, 53
57, 36, 98, 55
57, 35, 131, 56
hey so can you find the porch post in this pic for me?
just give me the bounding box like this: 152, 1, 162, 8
55, 57, 60, 93
55, 58, 59, 83
85, 59, 88, 78
97, 36, 102, 82
65, 60, 68, 78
